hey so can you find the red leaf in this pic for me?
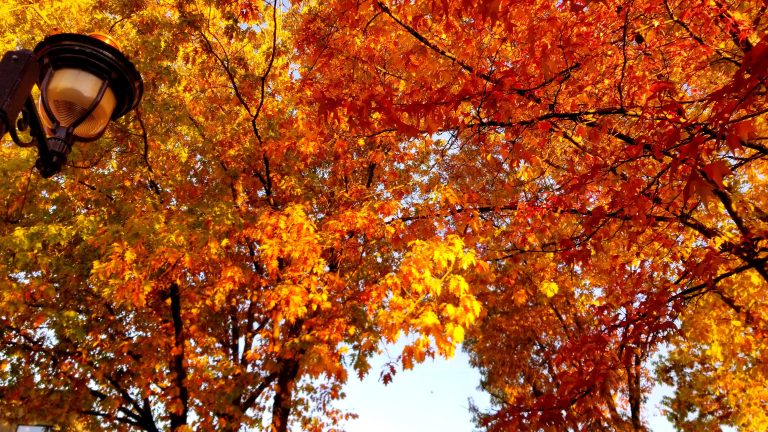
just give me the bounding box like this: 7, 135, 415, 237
648, 81, 675, 96
702, 160, 731, 189
726, 132, 744, 152
734, 121, 756, 141
683, 170, 712, 205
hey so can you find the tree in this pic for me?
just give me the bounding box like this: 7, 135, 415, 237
293, 0, 767, 430
1, 0, 766, 431
0, 1, 481, 430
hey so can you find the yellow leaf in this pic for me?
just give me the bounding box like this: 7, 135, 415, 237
540, 281, 559, 298
451, 325, 465, 343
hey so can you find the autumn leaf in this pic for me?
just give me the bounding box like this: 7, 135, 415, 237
702, 160, 732, 190
540, 281, 559, 298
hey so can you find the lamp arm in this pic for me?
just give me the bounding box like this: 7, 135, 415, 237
0, 49, 70, 178
0, 50, 39, 142
8, 97, 46, 148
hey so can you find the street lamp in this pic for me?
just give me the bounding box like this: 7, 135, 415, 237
0, 33, 143, 178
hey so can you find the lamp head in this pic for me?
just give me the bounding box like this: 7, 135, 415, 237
34, 33, 143, 139
31, 33, 143, 176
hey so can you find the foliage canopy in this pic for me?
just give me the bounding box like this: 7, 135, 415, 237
0, 0, 766, 431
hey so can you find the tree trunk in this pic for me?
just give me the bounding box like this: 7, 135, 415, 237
169, 283, 189, 431
269, 356, 301, 432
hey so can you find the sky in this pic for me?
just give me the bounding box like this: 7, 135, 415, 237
337, 345, 490, 432
338, 342, 678, 432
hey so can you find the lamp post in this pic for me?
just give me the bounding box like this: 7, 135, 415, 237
0, 33, 143, 178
